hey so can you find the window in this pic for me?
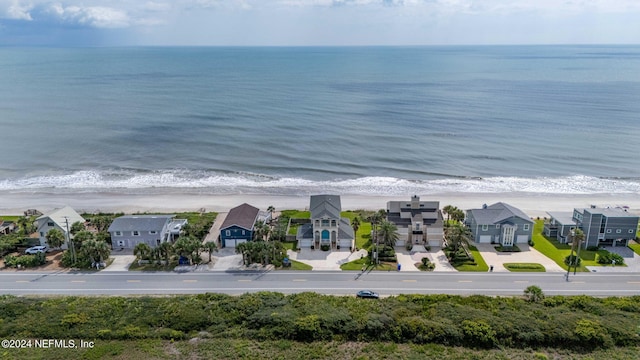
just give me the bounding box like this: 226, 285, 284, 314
47, 222, 54, 227
156, 239, 161, 245
242, 230, 245, 235
606, 229, 611, 233
149, 230, 157, 235
331, 220, 336, 227
133, 231, 140, 236
40, 232, 44, 237
630, 229, 635, 233
616, 229, 621, 234
226, 230, 231, 236
496, 224, 500, 229
482, 225, 488, 231
523, 224, 530, 231
115, 231, 122, 236
321, 219, 329, 226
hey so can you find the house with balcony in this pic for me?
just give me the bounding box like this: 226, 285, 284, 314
544, 212, 577, 243
572, 206, 639, 249
296, 195, 354, 250
108, 215, 187, 249
220, 203, 261, 248
386, 195, 444, 247
35, 206, 86, 248
465, 202, 533, 246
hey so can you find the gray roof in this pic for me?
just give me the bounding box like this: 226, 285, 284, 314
108, 215, 173, 232
468, 202, 532, 225
221, 203, 260, 230
581, 207, 639, 218
310, 195, 342, 219
547, 211, 576, 225
297, 218, 354, 240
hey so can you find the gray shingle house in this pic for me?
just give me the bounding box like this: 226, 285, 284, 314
220, 203, 260, 248
386, 195, 444, 247
465, 202, 533, 246
108, 215, 187, 249
297, 195, 354, 250
544, 211, 577, 243
572, 206, 639, 248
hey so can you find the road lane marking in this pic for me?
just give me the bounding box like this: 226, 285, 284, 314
71, 280, 85, 283
292, 279, 307, 282
627, 281, 640, 284
570, 281, 586, 284
127, 280, 141, 283
183, 280, 198, 283
237, 279, 252, 282
458, 280, 472, 283
514, 281, 529, 283
402, 280, 417, 283
15, 280, 29, 283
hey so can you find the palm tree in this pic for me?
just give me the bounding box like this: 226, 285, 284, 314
236, 242, 249, 266
267, 205, 275, 224
173, 236, 201, 265
73, 230, 95, 249
377, 220, 399, 248
202, 241, 218, 263
254, 221, 270, 241
450, 208, 465, 223
17, 216, 36, 236
46, 228, 65, 249
82, 239, 111, 267
70, 221, 85, 235
157, 241, 174, 266
445, 223, 470, 255
351, 216, 360, 239
134, 243, 152, 261
443, 205, 455, 223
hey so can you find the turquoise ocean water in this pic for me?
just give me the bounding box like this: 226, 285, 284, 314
1, 45, 639, 196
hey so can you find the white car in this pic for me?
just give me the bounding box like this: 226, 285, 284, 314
25, 245, 49, 254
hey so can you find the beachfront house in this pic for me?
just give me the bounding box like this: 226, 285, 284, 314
108, 215, 187, 249
0, 220, 16, 235
35, 206, 86, 249
465, 202, 533, 246
571, 206, 639, 249
296, 195, 354, 250
544, 212, 577, 243
386, 195, 444, 248
220, 203, 260, 248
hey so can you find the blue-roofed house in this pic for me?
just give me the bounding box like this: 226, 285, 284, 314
296, 195, 354, 250
464, 202, 533, 246
108, 215, 187, 249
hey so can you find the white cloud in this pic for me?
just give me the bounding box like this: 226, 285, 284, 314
3, 0, 33, 20
42, 3, 130, 28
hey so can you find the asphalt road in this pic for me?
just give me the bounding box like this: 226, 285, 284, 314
2, 271, 640, 297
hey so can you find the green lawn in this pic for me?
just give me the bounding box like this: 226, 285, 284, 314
128, 260, 177, 271
281, 210, 310, 219
531, 220, 620, 271
453, 245, 489, 272
629, 241, 640, 256
282, 241, 297, 251
0, 215, 21, 222
503, 263, 546, 272
340, 257, 396, 271
288, 259, 312, 270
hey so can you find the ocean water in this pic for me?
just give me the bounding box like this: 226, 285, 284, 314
1, 45, 640, 196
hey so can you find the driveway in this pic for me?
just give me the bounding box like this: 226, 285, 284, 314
394, 247, 457, 272
104, 249, 135, 271
586, 245, 640, 272
287, 249, 367, 271
475, 243, 565, 272
210, 248, 244, 271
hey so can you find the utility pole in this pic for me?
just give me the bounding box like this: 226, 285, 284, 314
64, 217, 76, 264
566, 229, 576, 281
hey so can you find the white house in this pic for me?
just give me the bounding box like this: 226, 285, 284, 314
35, 206, 85, 248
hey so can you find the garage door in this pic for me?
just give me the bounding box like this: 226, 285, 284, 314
299, 239, 312, 248
396, 240, 405, 247
429, 240, 441, 247
478, 235, 492, 243
225, 239, 247, 248
516, 235, 529, 244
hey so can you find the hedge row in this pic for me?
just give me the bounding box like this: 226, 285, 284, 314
1, 293, 639, 350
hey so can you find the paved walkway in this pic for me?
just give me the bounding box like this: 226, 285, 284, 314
104, 249, 135, 272
475, 243, 565, 272
203, 212, 227, 246
287, 248, 368, 271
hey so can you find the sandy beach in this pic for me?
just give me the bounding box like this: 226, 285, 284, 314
1, 191, 640, 217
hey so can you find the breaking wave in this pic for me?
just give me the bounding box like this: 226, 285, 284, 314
1, 170, 639, 196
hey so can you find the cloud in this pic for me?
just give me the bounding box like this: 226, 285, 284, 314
40, 3, 130, 28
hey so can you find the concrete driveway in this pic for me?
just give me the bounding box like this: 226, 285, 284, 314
586, 245, 640, 272
287, 249, 368, 271
475, 243, 565, 272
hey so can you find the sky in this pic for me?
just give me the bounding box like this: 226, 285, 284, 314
1, 0, 640, 46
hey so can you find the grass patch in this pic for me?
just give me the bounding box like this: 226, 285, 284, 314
628, 241, 640, 256
532, 220, 589, 272
453, 245, 489, 272
287, 259, 312, 270
128, 260, 177, 271
0, 215, 21, 222
340, 257, 396, 271
281, 210, 310, 219
287, 224, 299, 235
282, 241, 297, 251
504, 263, 546, 272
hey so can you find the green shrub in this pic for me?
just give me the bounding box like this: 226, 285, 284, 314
564, 254, 581, 267
405, 243, 413, 251
598, 251, 625, 265
528, 239, 535, 246
320, 244, 330, 251
587, 246, 600, 251
3, 252, 46, 268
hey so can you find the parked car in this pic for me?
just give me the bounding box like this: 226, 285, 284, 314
356, 290, 379, 299
25, 245, 49, 254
